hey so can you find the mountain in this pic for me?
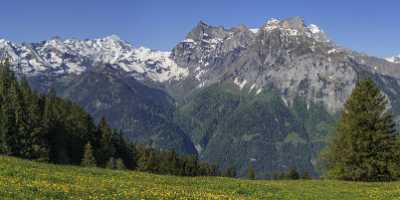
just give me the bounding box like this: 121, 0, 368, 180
169, 17, 400, 176
2, 16, 400, 177
387, 55, 400, 64
0, 36, 188, 82
0, 36, 195, 155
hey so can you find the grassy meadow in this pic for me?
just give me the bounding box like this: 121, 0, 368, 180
0, 156, 400, 199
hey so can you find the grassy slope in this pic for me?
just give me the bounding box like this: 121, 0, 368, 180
0, 156, 399, 200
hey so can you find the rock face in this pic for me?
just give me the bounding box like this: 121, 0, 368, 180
170, 17, 400, 177
170, 17, 400, 113
2, 16, 400, 177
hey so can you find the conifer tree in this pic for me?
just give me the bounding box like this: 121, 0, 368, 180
106, 157, 116, 169
222, 166, 236, 178
247, 163, 256, 180
287, 168, 300, 180
18, 77, 45, 159
95, 117, 115, 166
0, 61, 9, 154
301, 171, 311, 179
81, 142, 96, 167
325, 79, 399, 181
115, 158, 126, 170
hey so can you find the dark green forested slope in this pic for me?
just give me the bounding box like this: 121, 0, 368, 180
175, 82, 336, 177
28, 64, 197, 155
0, 60, 219, 177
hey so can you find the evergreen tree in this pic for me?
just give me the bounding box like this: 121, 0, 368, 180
301, 171, 311, 179
112, 132, 136, 170
0, 61, 10, 154
0, 106, 9, 154
81, 142, 96, 167
287, 168, 300, 180
325, 79, 399, 181
222, 166, 236, 178
115, 158, 126, 170
19, 77, 45, 159
247, 163, 256, 180
106, 157, 116, 169
95, 117, 115, 166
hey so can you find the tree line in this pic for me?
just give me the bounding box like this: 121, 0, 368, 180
0, 60, 219, 177
2, 57, 400, 181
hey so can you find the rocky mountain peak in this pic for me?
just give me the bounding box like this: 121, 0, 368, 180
170, 17, 400, 115
278, 16, 306, 30
260, 17, 330, 43
262, 17, 305, 31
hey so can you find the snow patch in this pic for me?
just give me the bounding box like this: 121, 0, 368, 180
386, 55, 400, 63
234, 77, 247, 90
307, 24, 321, 34
328, 49, 337, 54
256, 88, 262, 95
281, 96, 288, 106
249, 83, 256, 92
249, 28, 259, 34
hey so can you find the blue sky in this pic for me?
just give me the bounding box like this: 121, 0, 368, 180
1, 0, 399, 57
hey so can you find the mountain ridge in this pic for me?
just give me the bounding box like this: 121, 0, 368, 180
1, 16, 400, 177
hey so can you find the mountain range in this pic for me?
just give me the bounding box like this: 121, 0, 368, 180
1, 16, 400, 177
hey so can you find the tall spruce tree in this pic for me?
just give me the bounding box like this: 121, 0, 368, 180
95, 117, 115, 166
325, 79, 399, 181
81, 142, 97, 167
115, 158, 126, 170
222, 166, 237, 178
247, 163, 256, 180
287, 168, 300, 180
0, 61, 10, 154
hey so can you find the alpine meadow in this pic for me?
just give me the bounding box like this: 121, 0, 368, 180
1, 1, 400, 199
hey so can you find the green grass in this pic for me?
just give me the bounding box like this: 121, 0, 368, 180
0, 156, 400, 199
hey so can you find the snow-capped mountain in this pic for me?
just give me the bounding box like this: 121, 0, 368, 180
0, 35, 188, 82
2, 16, 400, 178
386, 55, 400, 64
171, 17, 400, 113
169, 16, 400, 177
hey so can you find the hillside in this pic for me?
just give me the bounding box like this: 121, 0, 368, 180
3, 17, 400, 177
0, 156, 399, 200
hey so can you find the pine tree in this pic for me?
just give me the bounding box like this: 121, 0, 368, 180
0, 61, 9, 154
19, 77, 45, 159
81, 143, 96, 167
95, 117, 115, 166
222, 166, 236, 178
106, 157, 116, 169
115, 158, 126, 170
247, 163, 256, 180
301, 171, 311, 179
0, 106, 9, 154
287, 168, 300, 180
325, 79, 399, 181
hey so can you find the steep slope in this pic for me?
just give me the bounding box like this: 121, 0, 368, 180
170, 17, 400, 177
0, 36, 195, 155
0, 36, 188, 82
29, 65, 196, 155
2, 17, 400, 177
